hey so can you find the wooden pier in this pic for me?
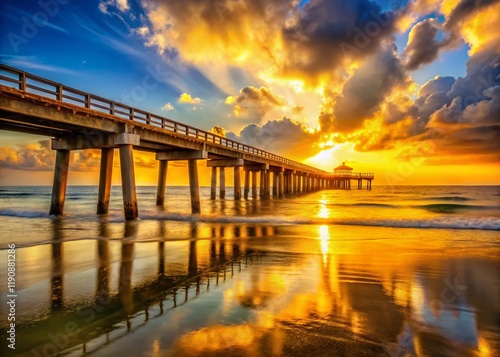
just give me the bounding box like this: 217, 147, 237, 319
0, 64, 374, 220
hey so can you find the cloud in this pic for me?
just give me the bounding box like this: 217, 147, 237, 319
281, 0, 400, 85
0, 140, 158, 172
411, 0, 442, 14
225, 86, 286, 120
404, 18, 441, 70
0, 140, 102, 172
161, 102, 174, 111
0, 140, 54, 171
226, 118, 320, 160
402, 0, 500, 70
126, 0, 500, 165
400, 37, 500, 159
417, 76, 456, 99
99, 0, 130, 14
320, 44, 412, 133
137, 0, 406, 89
211, 126, 227, 136
178, 93, 203, 105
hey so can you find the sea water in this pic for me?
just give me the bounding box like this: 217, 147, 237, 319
0, 185, 499, 356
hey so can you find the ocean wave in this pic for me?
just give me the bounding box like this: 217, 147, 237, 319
334, 217, 500, 231
139, 212, 500, 231
415, 203, 495, 213
328, 202, 397, 208
421, 196, 472, 201
0, 192, 37, 197
0, 209, 48, 218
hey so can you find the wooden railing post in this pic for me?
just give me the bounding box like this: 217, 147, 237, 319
19, 72, 26, 91
57, 84, 63, 101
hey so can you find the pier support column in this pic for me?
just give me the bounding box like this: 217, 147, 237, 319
49, 150, 70, 216
156, 160, 168, 206
119, 144, 138, 220
188, 160, 201, 214
156, 150, 207, 213
259, 170, 265, 198
234, 166, 241, 200
264, 170, 271, 199
244, 170, 250, 199
210, 167, 217, 200
251, 171, 258, 199
97, 148, 114, 213
279, 171, 285, 198
219, 167, 226, 199
272, 173, 278, 197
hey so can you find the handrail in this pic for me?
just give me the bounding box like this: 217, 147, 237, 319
0, 64, 337, 175
331, 172, 374, 178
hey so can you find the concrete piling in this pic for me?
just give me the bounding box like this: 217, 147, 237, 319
188, 159, 201, 214
234, 166, 241, 200
210, 167, 217, 200
119, 144, 138, 220
219, 167, 226, 199
49, 150, 70, 216
156, 160, 168, 206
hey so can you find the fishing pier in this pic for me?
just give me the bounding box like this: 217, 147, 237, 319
0, 64, 374, 220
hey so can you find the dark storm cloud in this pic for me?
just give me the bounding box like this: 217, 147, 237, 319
405, 42, 500, 157
281, 0, 400, 82
447, 43, 500, 106
226, 118, 319, 160
225, 86, 287, 121
404, 18, 441, 70
404, 42, 500, 138
417, 76, 455, 100
321, 44, 410, 133
402, 0, 499, 71
440, 0, 500, 52
443, 0, 499, 33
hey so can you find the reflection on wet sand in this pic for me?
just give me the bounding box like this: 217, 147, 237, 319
164, 231, 499, 357
9, 219, 267, 356
50, 220, 64, 312
2, 219, 498, 357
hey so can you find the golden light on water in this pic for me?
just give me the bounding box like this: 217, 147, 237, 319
317, 200, 331, 219
319, 225, 330, 265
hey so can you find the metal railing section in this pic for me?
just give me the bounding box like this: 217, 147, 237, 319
331, 172, 374, 178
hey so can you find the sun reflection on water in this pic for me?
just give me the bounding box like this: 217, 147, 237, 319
318, 225, 330, 265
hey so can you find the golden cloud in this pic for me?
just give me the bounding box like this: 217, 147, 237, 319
178, 92, 203, 105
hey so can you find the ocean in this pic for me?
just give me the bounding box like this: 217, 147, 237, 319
0, 185, 499, 356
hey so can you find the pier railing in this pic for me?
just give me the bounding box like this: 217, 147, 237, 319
0, 64, 328, 175
331, 172, 374, 178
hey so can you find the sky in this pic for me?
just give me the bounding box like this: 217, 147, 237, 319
0, 0, 499, 186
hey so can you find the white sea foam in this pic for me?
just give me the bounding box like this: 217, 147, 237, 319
0, 209, 48, 218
